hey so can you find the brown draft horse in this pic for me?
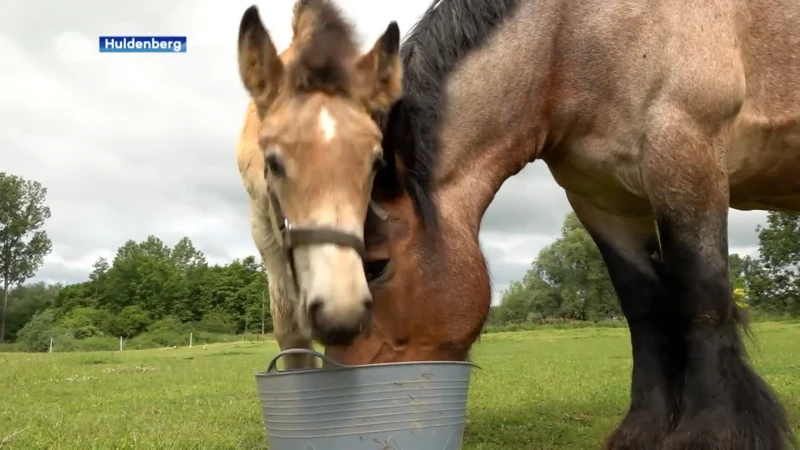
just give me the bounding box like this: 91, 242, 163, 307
235, 1, 402, 369
327, 0, 800, 449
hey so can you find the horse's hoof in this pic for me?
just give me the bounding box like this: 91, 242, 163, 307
662, 406, 791, 450
604, 411, 668, 450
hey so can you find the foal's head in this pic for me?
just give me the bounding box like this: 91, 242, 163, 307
237, 1, 402, 345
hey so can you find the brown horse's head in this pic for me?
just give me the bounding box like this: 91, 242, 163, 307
324, 0, 505, 364
236, 1, 402, 345
326, 89, 492, 366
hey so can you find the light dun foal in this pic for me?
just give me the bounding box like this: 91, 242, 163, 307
235, 0, 402, 369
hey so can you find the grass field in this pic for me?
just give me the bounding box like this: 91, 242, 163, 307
2, 322, 799, 449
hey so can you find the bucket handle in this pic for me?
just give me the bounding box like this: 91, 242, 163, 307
265, 348, 485, 373
265, 348, 349, 373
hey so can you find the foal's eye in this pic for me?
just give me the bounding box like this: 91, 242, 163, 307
265, 153, 286, 178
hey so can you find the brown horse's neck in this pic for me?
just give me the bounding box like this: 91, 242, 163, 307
330, 0, 558, 364
433, 108, 550, 234
429, 2, 553, 232
434, 130, 546, 233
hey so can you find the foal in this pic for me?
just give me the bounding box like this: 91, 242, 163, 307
235, 0, 401, 369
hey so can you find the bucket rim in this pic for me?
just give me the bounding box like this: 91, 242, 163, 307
255, 348, 481, 377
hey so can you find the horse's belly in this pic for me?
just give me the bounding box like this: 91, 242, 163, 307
728, 109, 800, 211
550, 117, 800, 214
544, 139, 651, 216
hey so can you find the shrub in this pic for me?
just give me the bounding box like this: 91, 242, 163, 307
57, 307, 110, 338
196, 310, 237, 334
16, 310, 65, 352
104, 305, 152, 337
147, 315, 189, 334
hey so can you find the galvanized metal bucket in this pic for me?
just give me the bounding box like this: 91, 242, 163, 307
255, 348, 477, 450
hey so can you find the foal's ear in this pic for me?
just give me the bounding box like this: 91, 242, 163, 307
355, 22, 402, 112
238, 5, 285, 114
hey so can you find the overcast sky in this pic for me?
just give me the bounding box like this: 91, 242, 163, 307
0, 0, 767, 303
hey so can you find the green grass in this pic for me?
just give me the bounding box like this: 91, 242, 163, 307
2, 322, 799, 449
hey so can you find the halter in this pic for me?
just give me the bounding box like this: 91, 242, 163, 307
266, 188, 389, 294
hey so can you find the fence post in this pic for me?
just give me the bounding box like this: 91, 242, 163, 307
119, 336, 123, 351
189, 332, 193, 348
49, 337, 53, 353
261, 291, 266, 335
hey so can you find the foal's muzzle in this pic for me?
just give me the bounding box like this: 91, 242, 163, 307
265, 189, 388, 294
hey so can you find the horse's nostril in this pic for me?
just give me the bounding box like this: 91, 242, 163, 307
363, 297, 373, 311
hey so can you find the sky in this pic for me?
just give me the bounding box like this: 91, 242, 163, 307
0, 0, 768, 304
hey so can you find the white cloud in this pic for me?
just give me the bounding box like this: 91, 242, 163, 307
1, 0, 769, 307
53, 32, 97, 64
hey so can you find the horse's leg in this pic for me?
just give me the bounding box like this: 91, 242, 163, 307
643, 107, 793, 450
250, 200, 316, 370
568, 194, 677, 450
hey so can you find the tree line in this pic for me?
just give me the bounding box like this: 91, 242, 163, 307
488, 210, 800, 327
1, 172, 270, 352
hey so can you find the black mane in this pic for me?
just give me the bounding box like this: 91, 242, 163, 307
376, 0, 521, 230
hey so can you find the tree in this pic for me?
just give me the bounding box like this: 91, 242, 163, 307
495, 212, 621, 323
751, 212, 800, 315
4, 282, 60, 341
728, 253, 764, 307
494, 281, 532, 324
534, 213, 619, 320
0, 173, 53, 342
729, 253, 749, 291
171, 237, 206, 270
100, 236, 180, 317
16, 309, 62, 352
1, 231, 276, 346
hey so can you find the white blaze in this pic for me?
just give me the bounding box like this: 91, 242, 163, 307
318, 107, 337, 142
